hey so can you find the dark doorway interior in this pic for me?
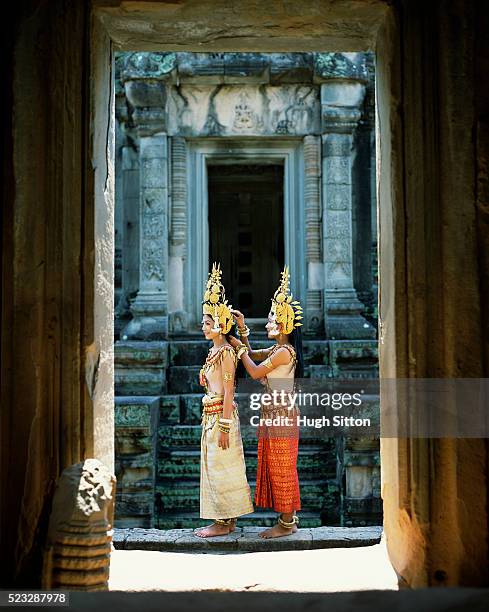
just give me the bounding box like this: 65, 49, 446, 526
208, 163, 284, 318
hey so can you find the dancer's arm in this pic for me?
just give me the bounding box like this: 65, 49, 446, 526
218, 348, 236, 450
230, 341, 291, 380
231, 309, 271, 361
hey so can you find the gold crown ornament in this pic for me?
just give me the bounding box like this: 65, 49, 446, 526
202, 262, 234, 334
270, 265, 303, 335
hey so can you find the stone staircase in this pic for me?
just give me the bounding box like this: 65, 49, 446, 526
114, 335, 381, 529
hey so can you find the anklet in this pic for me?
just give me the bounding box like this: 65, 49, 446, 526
277, 514, 299, 529
215, 518, 233, 526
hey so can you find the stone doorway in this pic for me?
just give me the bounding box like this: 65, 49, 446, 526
208, 163, 284, 318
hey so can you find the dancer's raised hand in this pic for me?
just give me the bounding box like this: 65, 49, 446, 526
230, 309, 245, 328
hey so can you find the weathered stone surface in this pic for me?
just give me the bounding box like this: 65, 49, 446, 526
314, 52, 369, 82
329, 340, 379, 378
5, 0, 489, 592
160, 395, 180, 424
118, 52, 176, 81
168, 366, 203, 394
115, 342, 169, 395
42, 460, 116, 591
270, 53, 314, 84
124, 79, 166, 108
115, 398, 159, 528
302, 340, 330, 365
169, 340, 210, 366
112, 525, 382, 552
166, 84, 320, 136
99, 3, 387, 52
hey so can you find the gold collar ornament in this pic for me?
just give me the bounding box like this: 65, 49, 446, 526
270, 265, 303, 334
202, 262, 234, 334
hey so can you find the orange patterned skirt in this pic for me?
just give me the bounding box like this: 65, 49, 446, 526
254, 407, 301, 513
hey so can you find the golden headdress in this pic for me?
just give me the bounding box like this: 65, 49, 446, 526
270, 265, 303, 335
202, 262, 234, 334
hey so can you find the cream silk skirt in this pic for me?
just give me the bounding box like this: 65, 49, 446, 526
200, 402, 254, 519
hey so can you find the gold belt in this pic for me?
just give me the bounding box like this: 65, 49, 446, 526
202, 393, 225, 414
203, 403, 224, 414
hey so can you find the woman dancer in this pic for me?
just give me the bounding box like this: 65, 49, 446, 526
194, 263, 253, 538
230, 265, 304, 538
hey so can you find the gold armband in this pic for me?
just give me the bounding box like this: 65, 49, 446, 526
236, 345, 248, 359
223, 371, 234, 382
262, 357, 274, 370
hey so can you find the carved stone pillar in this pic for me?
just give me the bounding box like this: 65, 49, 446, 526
303, 135, 323, 333
321, 81, 376, 339
121, 80, 169, 340
168, 136, 188, 333
123, 143, 140, 297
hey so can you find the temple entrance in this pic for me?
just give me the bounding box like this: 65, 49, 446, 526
207, 163, 284, 318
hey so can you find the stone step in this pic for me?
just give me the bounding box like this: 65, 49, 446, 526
112, 525, 383, 552
155, 479, 337, 512
165, 339, 378, 373
119, 510, 324, 530
157, 446, 337, 480
158, 423, 342, 448
169, 339, 274, 366
167, 366, 202, 394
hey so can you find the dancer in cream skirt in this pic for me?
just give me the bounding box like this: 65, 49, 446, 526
194, 263, 253, 538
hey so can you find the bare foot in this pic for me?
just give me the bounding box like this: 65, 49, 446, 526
194, 522, 232, 538
259, 523, 298, 539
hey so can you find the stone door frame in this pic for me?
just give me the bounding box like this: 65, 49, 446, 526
80, 0, 489, 588
186, 138, 306, 329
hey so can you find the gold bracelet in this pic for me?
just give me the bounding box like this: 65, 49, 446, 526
238, 325, 250, 337
236, 346, 248, 359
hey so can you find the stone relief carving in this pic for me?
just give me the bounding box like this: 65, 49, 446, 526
143, 215, 164, 239
314, 52, 368, 81
167, 84, 319, 136
169, 310, 188, 333
143, 189, 165, 213
233, 94, 263, 131
142, 253, 165, 282
42, 460, 116, 591
326, 211, 351, 238
119, 52, 176, 81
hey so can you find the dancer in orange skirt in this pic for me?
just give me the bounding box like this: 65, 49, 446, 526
230, 266, 304, 538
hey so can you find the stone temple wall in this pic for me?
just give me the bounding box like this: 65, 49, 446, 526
113, 52, 381, 529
